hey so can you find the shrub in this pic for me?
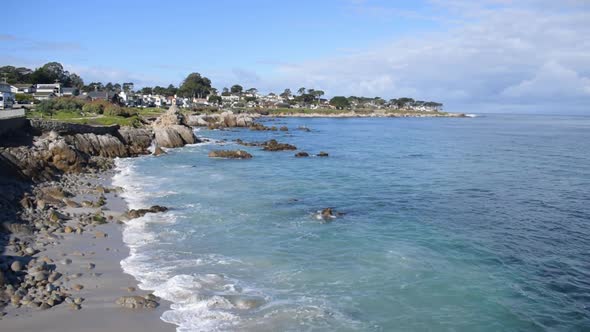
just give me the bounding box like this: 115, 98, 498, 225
82, 100, 109, 114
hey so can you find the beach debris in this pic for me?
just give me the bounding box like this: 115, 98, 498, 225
208, 150, 253, 159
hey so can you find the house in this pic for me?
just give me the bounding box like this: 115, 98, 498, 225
87, 90, 116, 102
12, 84, 36, 94
0, 83, 16, 110
34, 83, 61, 100
61, 87, 78, 97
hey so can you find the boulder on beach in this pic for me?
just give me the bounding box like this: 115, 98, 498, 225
208, 150, 253, 159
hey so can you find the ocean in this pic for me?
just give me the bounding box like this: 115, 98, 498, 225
112, 114, 590, 332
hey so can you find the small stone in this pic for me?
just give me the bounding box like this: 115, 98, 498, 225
74, 297, 84, 305
72, 284, 84, 291
61, 258, 72, 265
87, 263, 96, 270
69, 303, 81, 310
127, 286, 136, 292
11, 261, 23, 272
25, 247, 36, 255
64, 226, 74, 233
95, 231, 107, 238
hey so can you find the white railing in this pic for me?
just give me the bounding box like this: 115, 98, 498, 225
0, 109, 25, 119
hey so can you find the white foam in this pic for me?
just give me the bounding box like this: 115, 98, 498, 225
113, 158, 246, 331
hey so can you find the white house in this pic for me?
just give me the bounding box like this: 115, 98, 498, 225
34, 83, 61, 100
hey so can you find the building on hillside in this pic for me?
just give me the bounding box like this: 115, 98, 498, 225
0, 83, 16, 110
87, 90, 116, 102
34, 83, 61, 100
12, 84, 36, 94
61, 87, 78, 97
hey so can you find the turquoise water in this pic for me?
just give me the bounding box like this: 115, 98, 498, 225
113, 115, 590, 332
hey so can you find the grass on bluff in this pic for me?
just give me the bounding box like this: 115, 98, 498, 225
26, 109, 143, 127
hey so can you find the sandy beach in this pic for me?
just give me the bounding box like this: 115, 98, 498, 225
0, 171, 174, 332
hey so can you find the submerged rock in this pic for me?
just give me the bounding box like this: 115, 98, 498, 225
317, 152, 329, 157
208, 150, 253, 159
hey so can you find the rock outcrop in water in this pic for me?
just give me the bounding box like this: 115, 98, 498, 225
186, 111, 254, 129
152, 105, 199, 148
208, 150, 253, 159
263, 139, 297, 151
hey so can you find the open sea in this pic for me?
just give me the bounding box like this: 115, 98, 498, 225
112, 114, 590, 332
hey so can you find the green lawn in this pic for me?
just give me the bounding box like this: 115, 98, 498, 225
26, 110, 143, 127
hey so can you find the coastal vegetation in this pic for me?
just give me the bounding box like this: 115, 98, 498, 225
3, 62, 449, 118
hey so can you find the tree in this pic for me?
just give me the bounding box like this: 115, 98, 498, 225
122, 82, 134, 93
297, 87, 306, 95
230, 84, 243, 95
153, 86, 167, 95
209, 87, 218, 96
330, 96, 350, 110
141, 87, 153, 95
280, 88, 292, 99
114, 83, 122, 92
179, 72, 212, 98
313, 90, 324, 105
166, 84, 178, 96
245, 87, 258, 96
68, 73, 84, 88
105, 82, 114, 91
396, 97, 415, 109
208, 95, 222, 105
221, 87, 230, 96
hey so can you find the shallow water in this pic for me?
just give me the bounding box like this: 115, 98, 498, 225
113, 114, 590, 331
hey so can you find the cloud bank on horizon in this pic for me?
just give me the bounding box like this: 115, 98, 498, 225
2, 0, 589, 113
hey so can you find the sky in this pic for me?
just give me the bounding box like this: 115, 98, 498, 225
1, 0, 589, 113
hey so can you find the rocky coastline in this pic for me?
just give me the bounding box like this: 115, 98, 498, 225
0, 105, 196, 330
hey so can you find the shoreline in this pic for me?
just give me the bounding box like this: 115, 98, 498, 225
0, 170, 175, 331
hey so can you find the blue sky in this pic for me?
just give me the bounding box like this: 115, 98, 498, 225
2, 0, 589, 113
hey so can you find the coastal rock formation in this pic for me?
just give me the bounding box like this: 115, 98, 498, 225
186, 111, 253, 128
117, 128, 153, 156
263, 139, 297, 151
208, 150, 253, 159
317, 152, 329, 157
64, 133, 128, 158
153, 105, 198, 148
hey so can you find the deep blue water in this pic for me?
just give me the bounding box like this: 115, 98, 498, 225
113, 114, 590, 331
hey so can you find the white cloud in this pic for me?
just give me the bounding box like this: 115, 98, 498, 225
265, 1, 590, 112
502, 62, 590, 99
